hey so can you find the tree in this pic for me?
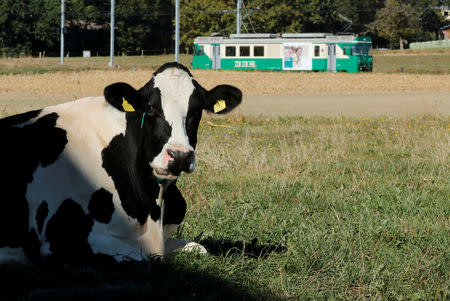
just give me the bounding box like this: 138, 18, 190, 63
115, 0, 172, 54
29, 0, 60, 53
248, 0, 305, 33
367, 0, 421, 49
0, 0, 34, 56
337, 0, 385, 34
420, 7, 444, 40
179, 0, 235, 48
64, 0, 110, 55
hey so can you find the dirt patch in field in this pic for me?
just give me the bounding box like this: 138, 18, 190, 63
1, 92, 448, 118
232, 92, 450, 117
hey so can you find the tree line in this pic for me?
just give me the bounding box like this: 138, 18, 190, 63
0, 0, 447, 57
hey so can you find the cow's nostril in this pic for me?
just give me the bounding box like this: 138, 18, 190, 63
167, 149, 176, 160
186, 151, 195, 165
167, 149, 195, 174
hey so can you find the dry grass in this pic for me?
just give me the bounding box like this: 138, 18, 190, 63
373, 48, 450, 56
196, 116, 449, 180
1, 70, 449, 101
193, 71, 450, 95
0, 55, 193, 75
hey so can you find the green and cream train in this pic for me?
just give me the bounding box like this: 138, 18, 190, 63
192, 33, 372, 73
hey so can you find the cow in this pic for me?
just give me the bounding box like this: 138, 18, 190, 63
0, 62, 242, 265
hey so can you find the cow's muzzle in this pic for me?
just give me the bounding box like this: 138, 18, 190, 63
166, 148, 195, 175
153, 146, 195, 180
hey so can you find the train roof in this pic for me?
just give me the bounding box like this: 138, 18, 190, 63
194, 33, 371, 44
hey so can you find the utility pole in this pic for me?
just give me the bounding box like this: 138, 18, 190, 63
60, 0, 64, 64
175, 0, 180, 62
236, 0, 241, 34
109, 0, 115, 67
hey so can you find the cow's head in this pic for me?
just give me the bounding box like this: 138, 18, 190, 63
103, 62, 242, 180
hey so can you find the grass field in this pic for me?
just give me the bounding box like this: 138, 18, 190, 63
1, 114, 448, 300
372, 49, 450, 74
2, 69, 449, 97
0, 54, 193, 75
181, 114, 449, 299
2, 71, 449, 117
1, 48, 450, 75
0, 55, 449, 300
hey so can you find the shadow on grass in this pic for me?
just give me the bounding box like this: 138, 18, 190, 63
0, 255, 281, 301
198, 236, 287, 259
0, 237, 286, 300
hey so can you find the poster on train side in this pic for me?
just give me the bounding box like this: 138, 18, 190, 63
282, 43, 313, 71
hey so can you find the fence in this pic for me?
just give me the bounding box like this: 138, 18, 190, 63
1, 48, 186, 58
410, 40, 450, 49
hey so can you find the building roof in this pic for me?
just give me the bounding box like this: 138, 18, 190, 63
441, 24, 450, 30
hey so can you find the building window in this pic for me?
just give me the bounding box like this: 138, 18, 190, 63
226, 46, 236, 57
240, 46, 250, 57
254, 46, 264, 57
314, 46, 320, 57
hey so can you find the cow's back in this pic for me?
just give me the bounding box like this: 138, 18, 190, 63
0, 109, 68, 263
0, 97, 124, 264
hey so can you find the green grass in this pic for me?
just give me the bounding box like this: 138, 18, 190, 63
373, 52, 450, 74
2, 48, 450, 75
175, 114, 449, 299
3, 114, 447, 300
0, 54, 193, 75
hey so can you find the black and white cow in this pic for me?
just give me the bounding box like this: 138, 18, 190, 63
0, 62, 242, 265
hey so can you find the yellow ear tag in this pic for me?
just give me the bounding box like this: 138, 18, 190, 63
122, 97, 135, 112
213, 99, 226, 113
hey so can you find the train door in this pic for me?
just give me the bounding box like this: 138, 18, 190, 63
327, 44, 336, 72
212, 45, 221, 69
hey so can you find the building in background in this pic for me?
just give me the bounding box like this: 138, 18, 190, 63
441, 25, 450, 40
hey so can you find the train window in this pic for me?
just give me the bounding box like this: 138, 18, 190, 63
195, 45, 204, 56
351, 45, 362, 56
314, 46, 320, 57
226, 46, 236, 57
254, 46, 264, 57
343, 45, 350, 55
240, 46, 250, 57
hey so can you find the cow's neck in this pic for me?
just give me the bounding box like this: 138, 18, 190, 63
102, 117, 164, 225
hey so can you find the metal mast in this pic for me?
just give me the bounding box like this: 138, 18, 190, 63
60, 0, 64, 64
109, 0, 115, 67
237, 0, 241, 34
175, 0, 180, 62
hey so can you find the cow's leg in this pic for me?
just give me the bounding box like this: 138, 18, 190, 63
162, 184, 207, 255
88, 223, 152, 262
130, 183, 207, 258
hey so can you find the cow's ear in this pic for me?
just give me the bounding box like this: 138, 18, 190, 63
104, 82, 144, 112
203, 84, 242, 114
